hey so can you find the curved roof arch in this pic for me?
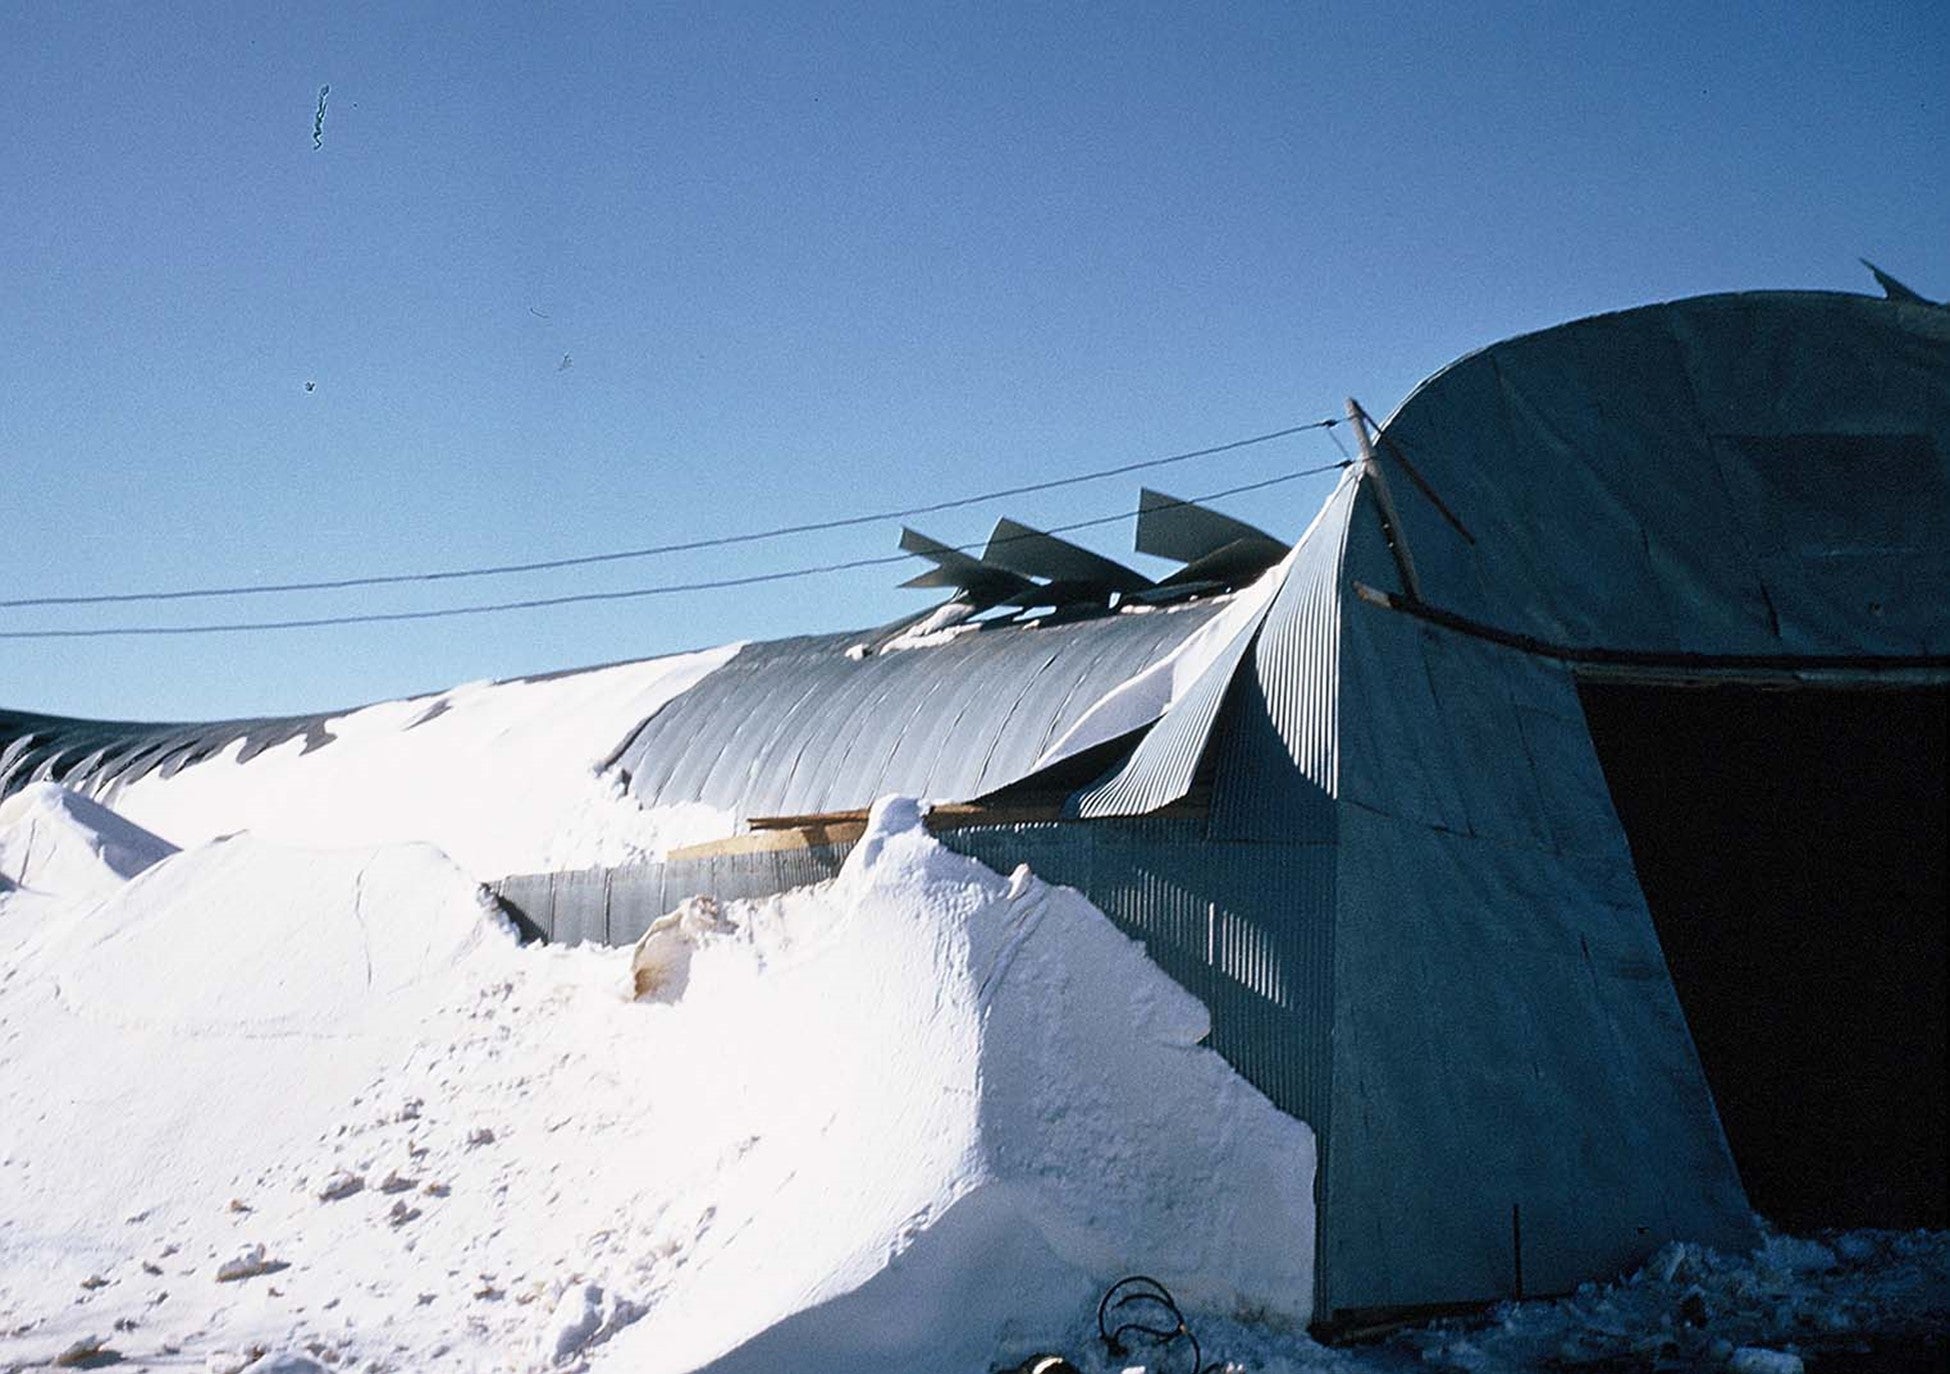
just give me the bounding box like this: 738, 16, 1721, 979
1365, 290, 1950, 658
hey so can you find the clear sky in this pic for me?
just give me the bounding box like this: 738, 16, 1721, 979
3, 0, 1944, 722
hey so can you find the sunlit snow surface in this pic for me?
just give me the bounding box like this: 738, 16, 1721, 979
1, 792, 1321, 1372
1, 787, 1942, 1374
96, 648, 743, 881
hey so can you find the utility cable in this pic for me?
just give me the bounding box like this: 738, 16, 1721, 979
0, 464, 1350, 640
1096, 1275, 1217, 1374
1, 420, 1340, 610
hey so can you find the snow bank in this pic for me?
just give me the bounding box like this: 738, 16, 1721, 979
0, 830, 510, 1370
5, 788, 1943, 1374
597, 796, 1316, 1373
94, 648, 740, 881
0, 794, 1315, 1373
0, 781, 176, 904
30, 836, 501, 1037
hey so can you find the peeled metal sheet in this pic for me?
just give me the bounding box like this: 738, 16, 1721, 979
1076, 470, 1359, 822
1070, 613, 1265, 819
982, 518, 1152, 595
897, 526, 1034, 609
1136, 487, 1280, 564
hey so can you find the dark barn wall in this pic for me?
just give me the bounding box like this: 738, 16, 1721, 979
1578, 681, 1950, 1231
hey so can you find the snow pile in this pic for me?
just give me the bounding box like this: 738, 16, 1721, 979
0, 781, 177, 904
0, 833, 506, 1344
94, 648, 740, 881
0, 793, 1315, 1373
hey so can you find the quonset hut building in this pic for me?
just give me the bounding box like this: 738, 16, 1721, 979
5, 285, 1946, 1325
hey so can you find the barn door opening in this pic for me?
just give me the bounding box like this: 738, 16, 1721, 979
1577, 680, 1947, 1231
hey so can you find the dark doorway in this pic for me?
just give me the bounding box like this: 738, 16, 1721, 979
1577, 681, 1947, 1231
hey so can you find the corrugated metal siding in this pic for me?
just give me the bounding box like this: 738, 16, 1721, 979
611, 605, 1225, 820
494, 872, 555, 938
944, 820, 1337, 1314
492, 843, 856, 946
1075, 471, 1360, 823
1208, 473, 1356, 842
549, 868, 610, 946
940, 823, 1336, 1140
489, 819, 1336, 1148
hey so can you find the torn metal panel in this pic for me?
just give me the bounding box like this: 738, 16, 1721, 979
981, 518, 1152, 596
1136, 486, 1281, 564
1073, 470, 1360, 821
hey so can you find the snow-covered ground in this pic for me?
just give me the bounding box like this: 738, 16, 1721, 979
2, 790, 1321, 1373
2, 737, 1944, 1372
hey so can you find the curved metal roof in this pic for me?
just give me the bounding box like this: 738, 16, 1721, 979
0, 709, 335, 798
1370, 290, 1950, 658
16, 288, 1935, 828
0, 600, 1233, 820
609, 601, 1228, 820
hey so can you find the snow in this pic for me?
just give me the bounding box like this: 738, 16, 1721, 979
0, 782, 176, 905
0, 791, 1319, 1373
93, 649, 741, 881
2, 764, 1942, 1373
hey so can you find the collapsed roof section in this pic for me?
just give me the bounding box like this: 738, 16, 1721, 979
5, 285, 1943, 835
897, 491, 1288, 620
6, 281, 1943, 1327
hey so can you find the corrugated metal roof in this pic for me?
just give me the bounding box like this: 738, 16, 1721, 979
0, 709, 335, 798
610, 602, 1228, 820
1076, 469, 1361, 820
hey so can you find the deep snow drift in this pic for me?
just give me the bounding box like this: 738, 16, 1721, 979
0, 792, 1315, 1373
5, 783, 1943, 1374
0, 782, 176, 904
95, 648, 741, 881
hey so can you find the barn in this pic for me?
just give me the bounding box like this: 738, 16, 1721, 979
5, 283, 1945, 1326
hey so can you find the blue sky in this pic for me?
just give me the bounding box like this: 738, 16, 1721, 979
3, 0, 1944, 721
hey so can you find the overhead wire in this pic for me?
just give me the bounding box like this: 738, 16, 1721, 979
1, 419, 1341, 610
0, 462, 1352, 640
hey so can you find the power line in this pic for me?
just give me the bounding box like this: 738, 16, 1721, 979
0, 464, 1350, 640
1, 419, 1340, 610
